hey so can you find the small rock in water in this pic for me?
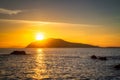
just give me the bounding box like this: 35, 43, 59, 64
10, 51, 26, 55
98, 57, 107, 61
91, 55, 97, 59
91, 55, 108, 61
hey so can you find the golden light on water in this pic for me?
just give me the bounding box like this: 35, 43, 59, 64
32, 48, 48, 79
37, 49, 43, 53
36, 49, 45, 59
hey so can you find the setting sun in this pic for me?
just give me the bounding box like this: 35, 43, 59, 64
36, 33, 44, 40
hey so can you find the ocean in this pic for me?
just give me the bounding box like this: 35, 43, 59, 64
0, 48, 120, 80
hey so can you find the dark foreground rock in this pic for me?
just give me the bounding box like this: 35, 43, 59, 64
114, 64, 120, 70
10, 51, 26, 55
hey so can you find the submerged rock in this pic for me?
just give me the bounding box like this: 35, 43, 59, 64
91, 55, 108, 61
98, 57, 107, 61
91, 55, 97, 59
114, 64, 120, 70
10, 51, 26, 55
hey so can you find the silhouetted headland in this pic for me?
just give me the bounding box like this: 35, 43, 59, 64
26, 38, 99, 48
10, 51, 26, 55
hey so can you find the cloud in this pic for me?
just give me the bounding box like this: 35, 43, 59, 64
0, 8, 22, 15
0, 19, 104, 28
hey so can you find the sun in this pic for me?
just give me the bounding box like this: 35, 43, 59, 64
36, 33, 44, 40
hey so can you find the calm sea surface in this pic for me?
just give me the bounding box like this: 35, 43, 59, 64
0, 48, 120, 80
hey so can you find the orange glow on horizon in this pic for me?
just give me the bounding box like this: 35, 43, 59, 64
0, 19, 119, 48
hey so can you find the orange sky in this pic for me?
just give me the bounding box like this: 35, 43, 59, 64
0, 19, 120, 48
0, 0, 120, 48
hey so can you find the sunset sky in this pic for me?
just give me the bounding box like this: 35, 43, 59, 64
0, 0, 120, 48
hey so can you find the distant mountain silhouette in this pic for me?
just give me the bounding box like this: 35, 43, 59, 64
26, 38, 99, 48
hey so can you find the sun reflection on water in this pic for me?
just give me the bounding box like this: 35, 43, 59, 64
31, 48, 49, 79
37, 48, 43, 53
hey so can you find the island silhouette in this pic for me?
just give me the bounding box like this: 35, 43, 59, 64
26, 38, 99, 48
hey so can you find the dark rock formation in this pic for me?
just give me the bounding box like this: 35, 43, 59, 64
26, 38, 99, 48
114, 64, 120, 70
10, 51, 26, 55
91, 55, 97, 59
98, 57, 107, 60
91, 55, 107, 61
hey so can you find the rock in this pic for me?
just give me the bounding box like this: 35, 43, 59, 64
91, 55, 97, 59
10, 51, 26, 55
114, 64, 120, 70
98, 57, 107, 60
91, 55, 108, 61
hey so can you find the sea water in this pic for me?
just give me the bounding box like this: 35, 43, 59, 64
0, 48, 120, 80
